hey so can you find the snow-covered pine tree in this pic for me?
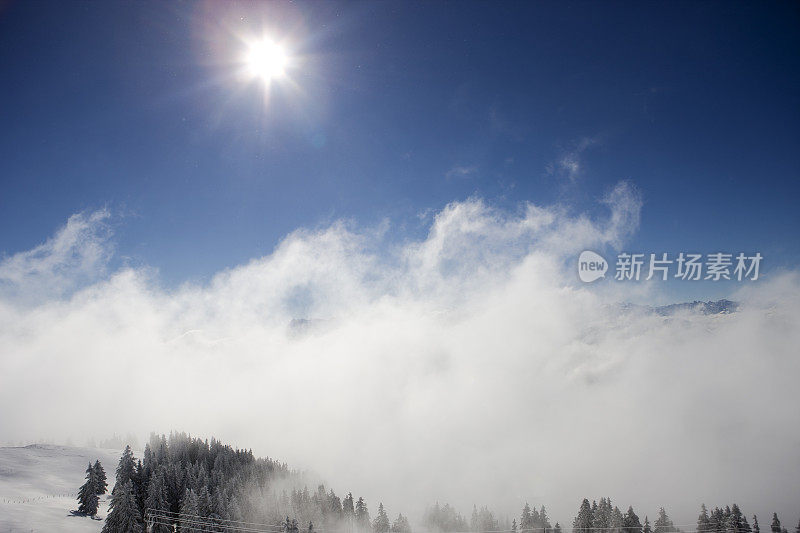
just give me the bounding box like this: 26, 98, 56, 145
573, 499, 593, 533
643, 517, 652, 533
698, 505, 712, 533
772, 514, 782, 533
522, 504, 535, 533
94, 460, 108, 495
730, 505, 750, 533
165, 461, 185, 514
594, 499, 613, 532
356, 497, 371, 530
611, 507, 625, 533
102, 480, 142, 533
391, 514, 411, 533
197, 486, 212, 518
710, 508, 724, 533
374, 503, 390, 533
540, 506, 552, 533
328, 489, 343, 520
654, 508, 676, 533
77, 462, 100, 516
554, 523, 562, 533
144, 469, 170, 533
133, 459, 146, 518
180, 488, 201, 533
344, 492, 355, 525
623, 507, 642, 533
753, 516, 760, 533
212, 488, 229, 521
114, 446, 136, 492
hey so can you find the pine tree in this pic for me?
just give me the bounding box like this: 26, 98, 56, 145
102, 480, 142, 533
328, 489, 343, 520
612, 507, 625, 533
144, 469, 170, 533
710, 508, 724, 533
344, 492, 355, 524
114, 446, 136, 492
541, 507, 552, 533
94, 460, 108, 495
513, 519, 518, 533
654, 508, 676, 533
594, 500, 612, 532
730, 505, 750, 533
643, 517, 652, 533
374, 503, 391, 533
698, 505, 712, 533
356, 497, 371, 530
555, 523, 562, 533
753, 516, 760, 533
772, 514, 782, 533
197, 486, 212, 518
794, 518, 799, 533
132, 459, 146, 520
623, 507, 642, 533
180, 488, 201, 533
573, 499, 593, 533
77, 462, 100, 516
392, 513, 411, 533
522, 504, 535, 533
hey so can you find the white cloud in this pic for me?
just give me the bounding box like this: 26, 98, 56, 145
445, 165, 479, 180
0, 187, 797, 528
0, 208, 112, 304
548, 137, 600, 183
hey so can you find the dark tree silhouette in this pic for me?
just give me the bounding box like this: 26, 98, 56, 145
94, 460, 108, 495
77, 462, 100, 516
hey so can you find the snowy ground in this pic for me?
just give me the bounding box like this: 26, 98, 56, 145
0, 444, 124, 532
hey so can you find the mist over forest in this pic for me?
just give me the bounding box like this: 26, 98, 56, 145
2, 193, 799, 528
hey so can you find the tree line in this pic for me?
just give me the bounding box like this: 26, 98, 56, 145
570, 497, 799, 533
80, 433, 800, 533
89, 432, 410, 533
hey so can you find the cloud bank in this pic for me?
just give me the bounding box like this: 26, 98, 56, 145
0, 183, 798, 528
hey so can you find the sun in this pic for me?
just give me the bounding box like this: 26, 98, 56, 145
244, 39, 288, 82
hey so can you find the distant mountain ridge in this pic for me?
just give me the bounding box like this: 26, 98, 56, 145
655, 298, 738, 315
620, 299, 739, 316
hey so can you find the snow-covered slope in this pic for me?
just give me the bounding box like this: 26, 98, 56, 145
0, 444, 123, 532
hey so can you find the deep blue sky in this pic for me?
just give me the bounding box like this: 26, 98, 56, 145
1, 1, 798, 296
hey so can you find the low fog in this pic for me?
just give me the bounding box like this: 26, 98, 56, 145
1, 182, 798, 528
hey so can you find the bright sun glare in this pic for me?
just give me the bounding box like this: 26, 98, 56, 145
245, 39, 288, 81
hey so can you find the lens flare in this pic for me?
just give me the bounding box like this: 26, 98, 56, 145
245, 39, 287, 81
